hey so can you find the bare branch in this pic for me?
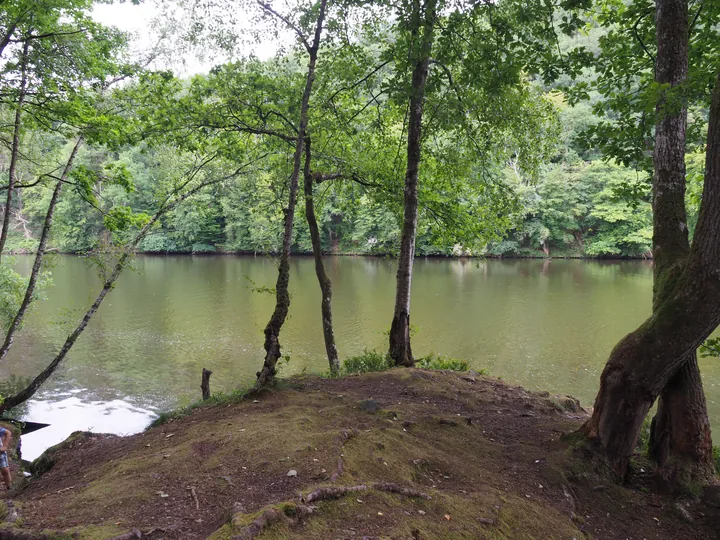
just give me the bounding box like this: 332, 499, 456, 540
256, 1, 312, 53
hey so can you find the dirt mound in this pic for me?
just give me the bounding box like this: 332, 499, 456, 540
3, 369, 719, 539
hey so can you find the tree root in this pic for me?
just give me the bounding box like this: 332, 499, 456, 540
232, 508, 285, 540
373, 482, 432, 500
331, 429, 357, 482
226, 482, 431, 539
304, 483, 431, 503
304, 484, 368, 503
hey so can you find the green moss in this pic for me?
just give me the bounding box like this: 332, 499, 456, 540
67, 524, 128, 540
148, 386, 252, 428
206, 523, 233, 540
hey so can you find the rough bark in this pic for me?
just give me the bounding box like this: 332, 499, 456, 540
303, 139, 339, 374
255, 0, 328, 389
0, 137, 83, 364
645, 0, 714, 488
649, 354, 714, 487
579, 69, 720, 480
0, 39, 29, 260
201, 368, 212, 401
388, 0, 437, 367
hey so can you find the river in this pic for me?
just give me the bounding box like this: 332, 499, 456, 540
5, 255, 720, 459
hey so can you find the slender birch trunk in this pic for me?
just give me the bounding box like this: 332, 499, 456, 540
388, 0, 437, 367
255, 0, 329, 388
303, 138, 339, 374
0, 137, 83, 363
0, 40, 30, 260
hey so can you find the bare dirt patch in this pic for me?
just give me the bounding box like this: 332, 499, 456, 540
4, 369, 719, 539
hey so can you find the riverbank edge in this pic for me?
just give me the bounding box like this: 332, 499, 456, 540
2, 368, 717, 540
4, 248, 654, 261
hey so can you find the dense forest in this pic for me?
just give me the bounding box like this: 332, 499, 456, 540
2, 23, 700, 259
2, 96, 673, 258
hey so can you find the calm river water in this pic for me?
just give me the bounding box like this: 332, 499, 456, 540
5, 255, 720, 459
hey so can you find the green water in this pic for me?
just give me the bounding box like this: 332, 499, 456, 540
5, 255, 720, 458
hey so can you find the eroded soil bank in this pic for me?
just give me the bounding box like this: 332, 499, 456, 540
3, 369, 720, 539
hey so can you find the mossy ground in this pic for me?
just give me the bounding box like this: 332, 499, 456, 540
4, 369, 719, 539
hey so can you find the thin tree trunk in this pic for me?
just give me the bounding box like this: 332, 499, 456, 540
643, 0, 714, 488
579, 69, 720, 481
255, 0, 328, 389
388, 0, 437, 367
0, 40, 30, 260
0, 137, 83, 364
0, 164, 232, 412
303, 138, 339, 374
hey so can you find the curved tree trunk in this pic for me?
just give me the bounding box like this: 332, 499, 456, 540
0, 161, 231, 413
0, 40, 29, 260
303, 139, 339, 374
0, 137, 83, 363
645, 0, 714, 488
579, 69, 720, 481
388, 0, 437, 367
255, 0, 328, 388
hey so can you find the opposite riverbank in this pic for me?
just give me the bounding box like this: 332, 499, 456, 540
0, 369, 717, 539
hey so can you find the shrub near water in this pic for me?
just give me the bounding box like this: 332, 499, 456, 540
416, 353, 472, 372
342, 350, 475, 374
342, 349, 391, 374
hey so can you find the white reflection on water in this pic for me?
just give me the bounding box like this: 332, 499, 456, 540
20, 393, 156, 460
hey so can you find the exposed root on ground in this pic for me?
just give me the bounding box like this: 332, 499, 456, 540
228, 482, 431, 539
330, 428, 356, 482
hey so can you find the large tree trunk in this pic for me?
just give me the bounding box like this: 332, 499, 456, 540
388, 0, 436, 367
255, 0, 328, 388
649, 354, 714, 487
579, 69, 720, 480
0, 137, 83, 363
303, 139, 339, 374
0, 40, 29, 260
645, 0, 714, 488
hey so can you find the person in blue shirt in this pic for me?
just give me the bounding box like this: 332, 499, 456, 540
0, 427, 11, 489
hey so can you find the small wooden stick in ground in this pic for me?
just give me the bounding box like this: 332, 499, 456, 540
201, 368, 212, 401
188, 485, 200, 510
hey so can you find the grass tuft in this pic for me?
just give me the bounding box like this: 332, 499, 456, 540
416, 352, 474, 372
148, 386, 252, 429
342, 349, 391, 375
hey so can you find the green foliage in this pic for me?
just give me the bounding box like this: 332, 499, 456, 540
342, 349, 391, 375
0, 263, 25, 331
636, 416, 653, 454
713, 446, 720, 475
416, 353, 472, 372
103, 207, 150, 233
700, 338, 720, 358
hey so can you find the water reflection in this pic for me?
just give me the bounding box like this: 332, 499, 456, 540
6, 255, 718, 458
19, 391, 156, 460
